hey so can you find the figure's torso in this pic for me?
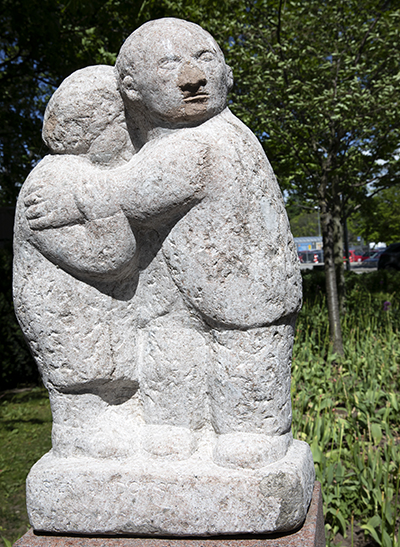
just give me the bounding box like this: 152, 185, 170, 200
155, 109, 302, 327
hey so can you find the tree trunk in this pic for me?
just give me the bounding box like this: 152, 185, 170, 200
343, 213, 351, 273
321, 200, 344, 356
332, 195, 346, 314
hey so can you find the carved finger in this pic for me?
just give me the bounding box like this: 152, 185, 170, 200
27, 209, 64, 230
24, 182, 44, 196
27, 215, 55, 231
25, 204, 46, 220
24, 193, 43, 207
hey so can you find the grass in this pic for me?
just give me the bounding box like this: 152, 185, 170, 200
0, 388, 51, 546
0, 270, 399, 547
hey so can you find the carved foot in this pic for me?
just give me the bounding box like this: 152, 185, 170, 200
213, 431, 293, 469
141, 424, 196, 460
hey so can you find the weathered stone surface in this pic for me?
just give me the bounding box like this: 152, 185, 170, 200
27, 442, 315, 535
13, 17, 315, 536
42, 65, 135, 166
14, 482, 325, 546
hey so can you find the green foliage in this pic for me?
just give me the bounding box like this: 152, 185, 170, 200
288, 210, 320, 238
301, 268, 327, 303
302, 268, 400, 309
0, 0, 170, 205
219, 0, 400, 195
351, 186, 400, 245
0, 388, 52, 546
293, 272, 400, 546
345, 269, 400, 298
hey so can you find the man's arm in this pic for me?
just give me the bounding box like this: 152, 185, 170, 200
25, 137, 209, 231
22, 136, 209, 282
110, 136, 210, 228
24, 156, 86, 230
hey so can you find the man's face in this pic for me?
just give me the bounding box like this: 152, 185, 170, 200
123, 23, 232, 126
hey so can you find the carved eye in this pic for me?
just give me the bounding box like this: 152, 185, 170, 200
196, 50, 215, 62
159, 56, 181, 70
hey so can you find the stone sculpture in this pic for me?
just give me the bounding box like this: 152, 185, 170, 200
13, 18, 315, 536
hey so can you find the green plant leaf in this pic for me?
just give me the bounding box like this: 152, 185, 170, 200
361, 523, 381, 544
371, 423, 383, 444
310, 438, 323, 464
382, 529, 392, 547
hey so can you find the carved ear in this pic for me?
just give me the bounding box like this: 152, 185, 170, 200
225, 65, 234, 91
121, 75, 141, 102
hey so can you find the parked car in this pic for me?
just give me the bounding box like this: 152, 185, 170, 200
361, 249, 379, 261
343, 249, 363, 263
378, 243, 400, 270
362, 249, 387, 269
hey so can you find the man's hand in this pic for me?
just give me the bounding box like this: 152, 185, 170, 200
22, 155, 97, 231
24, 182, 84, 231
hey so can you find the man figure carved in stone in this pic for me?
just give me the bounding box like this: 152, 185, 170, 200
14, 18, 315, 536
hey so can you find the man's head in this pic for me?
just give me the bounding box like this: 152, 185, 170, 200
43, 65, 134, 166
115, 18, 233, 127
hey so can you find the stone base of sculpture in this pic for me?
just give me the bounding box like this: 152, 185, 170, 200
27, 440, 314, 536
15, 483, 325, 547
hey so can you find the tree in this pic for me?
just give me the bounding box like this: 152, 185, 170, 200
3, 0, 400, 353
0, 0, 170, 205
199, 0, 400, 354
288, 211, 320, 239
352, 185, 400, 245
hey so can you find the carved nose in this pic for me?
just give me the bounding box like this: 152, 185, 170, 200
178, 64, 207, 93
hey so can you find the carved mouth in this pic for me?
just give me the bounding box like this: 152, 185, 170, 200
183, 94, 209, 103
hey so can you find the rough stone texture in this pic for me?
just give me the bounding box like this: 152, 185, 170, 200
42, 65, 135, 166
14, 483, 325, 546
26, 440, 315, 535
13, 18, 314, 535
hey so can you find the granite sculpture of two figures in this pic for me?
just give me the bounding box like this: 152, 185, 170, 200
13, 18, 315, 537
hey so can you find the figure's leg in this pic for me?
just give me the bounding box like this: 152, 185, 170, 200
14, 250, 140, 459
209, 317, 296, 469
139, 309, 210, 459
49, 387, 141, 459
